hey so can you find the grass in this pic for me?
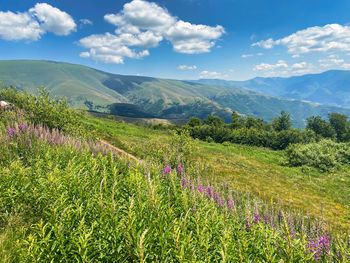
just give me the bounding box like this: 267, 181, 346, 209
1, 92, 349, 262
80, 113, 350, 232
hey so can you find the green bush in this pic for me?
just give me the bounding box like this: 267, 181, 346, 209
285, 139, 350, 171
0, 87, 91, 138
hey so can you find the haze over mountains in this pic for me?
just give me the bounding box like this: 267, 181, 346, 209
1, 60, 350, 128
194, 70, 350, 108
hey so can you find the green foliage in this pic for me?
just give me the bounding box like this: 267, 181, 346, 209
204, 115, 225, 127
0, 86, 93, 138
272, 110, 292, 132
186, 117, 202, 127
145, 130, 195, 167
306, 116, 336, 139
285, 139, 350, 171
1, 90, 350, 262
329, 113, 349, 142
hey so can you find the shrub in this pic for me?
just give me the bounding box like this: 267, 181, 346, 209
285, 139, 350, 171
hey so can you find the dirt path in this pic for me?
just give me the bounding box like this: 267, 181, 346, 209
99, 139, 142, 163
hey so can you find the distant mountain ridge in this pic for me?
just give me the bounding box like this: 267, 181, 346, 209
1, 60, 350, 128
194, 70, 350, 108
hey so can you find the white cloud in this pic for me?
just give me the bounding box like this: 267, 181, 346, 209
199, 70, 225, 79
253, 60, 317, 77
80, 19, 93, 25
241, 54, 253, 58
318, 58, 344, 64
80, 0, 224, 63
341, 63, 350, 69
79, 32, 150, 64
292, 62, 307, 69
252, 24, 350, 55
0, 11, 43, 41
253, 60, 288, 71
178, 65, 197, 70
252, 38, 274, 49
165, 20, 225, 54
29, 3, 76, 36
0, 3, 76, 41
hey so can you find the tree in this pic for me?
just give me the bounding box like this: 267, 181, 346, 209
187, 117, 202, 127
272, 110, 291, 132
329, 113, 348, 142
306, 116, 336, 139
204, 115, 225, 127
84, 100, 94, 111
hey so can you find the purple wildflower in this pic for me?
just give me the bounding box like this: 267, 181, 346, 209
192, 205, 196, 212
177, 164, 184, 175
254, 212, 261, 223
163, 165, 171, 175
197, 185, 204, 194
206, 187, 213, 198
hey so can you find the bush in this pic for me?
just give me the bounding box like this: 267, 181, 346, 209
0, 87, 91, 138
285, 139, 350, 171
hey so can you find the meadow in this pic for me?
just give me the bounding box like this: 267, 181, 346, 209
0, 88, 349, 262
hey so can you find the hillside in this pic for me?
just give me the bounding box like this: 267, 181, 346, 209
2, 60, 350, 128
1, 89, 349, 261
195, 70, 350, 108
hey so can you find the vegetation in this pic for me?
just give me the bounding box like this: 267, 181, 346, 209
3, 60, 350, 128
1, 88, 350, 262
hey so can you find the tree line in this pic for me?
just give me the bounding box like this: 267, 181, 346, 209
182, 111, 350, 150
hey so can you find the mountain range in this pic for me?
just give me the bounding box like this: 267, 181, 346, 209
194, 70, 350, 108
1, 60, 350, 128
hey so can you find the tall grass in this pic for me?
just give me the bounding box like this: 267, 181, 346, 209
0, 90, 349, 262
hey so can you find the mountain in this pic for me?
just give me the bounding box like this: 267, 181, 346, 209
1, 60, 350, 128
194, 70, 350, 108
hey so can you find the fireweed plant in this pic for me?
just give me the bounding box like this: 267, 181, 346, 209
0, 91, 349, 262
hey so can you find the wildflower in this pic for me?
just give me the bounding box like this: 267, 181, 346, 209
163, 165, 171, 175
206, 187, 213, 198
177, 164, 184, 175
253, 212, 261, 223
263, 214, 269, 224
26, 139, 31, 149
192, 205, 196, 212
197, 185, 204, 194
30, 113, 34, 117
180, 178, 187, 187
245, 220, 251, 232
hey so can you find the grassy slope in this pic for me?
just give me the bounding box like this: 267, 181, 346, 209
81, 113, 350, 231
2, 60, 350, 127
0, 60, 127, 108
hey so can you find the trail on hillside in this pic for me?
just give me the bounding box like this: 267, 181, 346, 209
99, 139, 142, 163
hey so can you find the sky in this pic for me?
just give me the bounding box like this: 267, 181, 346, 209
1, 0, 350, 80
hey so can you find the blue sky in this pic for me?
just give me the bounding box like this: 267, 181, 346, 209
1, 0, 350, 80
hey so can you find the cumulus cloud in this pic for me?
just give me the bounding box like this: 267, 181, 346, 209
253, 60, 288, 71
29, 3, 76, 36
292, 62, 307, 69
79, 0, 224, 63
0, 11, 43, 41
252, 24, 350, 55
318, 58, 344, 64
79, 32, 150, 64
199, 70, 225, 79
0, 3, 76, 41
177, 65, 197, 70
80, 19, 93, 25
165, 20, 225, 54
253, 60, 316, 77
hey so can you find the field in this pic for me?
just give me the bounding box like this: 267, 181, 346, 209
81, 114, 350, 231
0, 89, 349, 262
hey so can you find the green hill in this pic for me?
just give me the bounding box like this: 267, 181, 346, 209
1, 60, 350, 128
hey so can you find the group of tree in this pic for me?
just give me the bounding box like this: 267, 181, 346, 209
183, 111, 350, 150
